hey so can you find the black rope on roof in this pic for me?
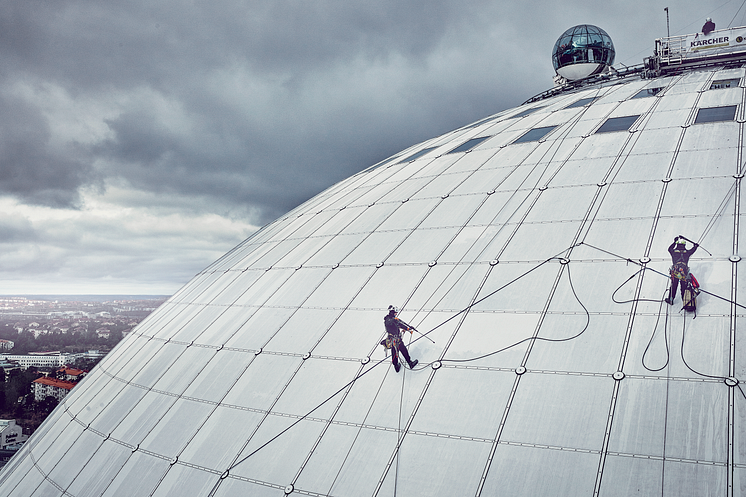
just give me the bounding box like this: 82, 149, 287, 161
219, 238, 746, 495
641, 289, 672, 372
225, 245, 581, 473
581, 241, 746, 311
424, 256, 591, 367
582, 241, 746, 401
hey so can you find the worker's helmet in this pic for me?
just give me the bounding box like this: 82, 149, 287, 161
388, 305, 398, 314
706, 17, 712, 22
676, 238, 686, 245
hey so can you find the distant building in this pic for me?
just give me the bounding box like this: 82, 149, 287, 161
0, 359, 20, 373
0, 420, 27, 449
0, 340, 13, 351
57, 367, 86, 382
1, 352, 82, 370
32, 377, 76, 402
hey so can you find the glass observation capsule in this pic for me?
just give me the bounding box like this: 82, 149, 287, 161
552, 24, 615, 81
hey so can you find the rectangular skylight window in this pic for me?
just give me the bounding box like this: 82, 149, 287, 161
512, 126, 556, 144
631, 87, 663, 99
448, 136, 491, 154
464, 116, 498, 129
595, 115, 640, 133
398, 147, 437, 163
694, 105, 737, 123
710, 78, 740, 89
564, 97, 596, 109
512, 106, 544, 118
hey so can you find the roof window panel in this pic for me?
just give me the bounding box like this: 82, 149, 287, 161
595, 115, 640, 133
398, 146, 437, 163
447, 136, 491, 154
512, 106, 544, 118
710, 78, 740, 90
564, 97, 596, 109
694, 105, 737, 123
513, 126, 557, 144
631, 87, 663, 99
464, 116, 498, 130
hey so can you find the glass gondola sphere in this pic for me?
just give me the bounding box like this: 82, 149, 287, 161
552, 24, 615, 81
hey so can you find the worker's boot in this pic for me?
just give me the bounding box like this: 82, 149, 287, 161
394, 362, 401, 373
665, 297, 674, 305
408, 359, 418, 369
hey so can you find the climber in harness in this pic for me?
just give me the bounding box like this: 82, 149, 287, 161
381, 305, 418, 372
666, 235, 699, 306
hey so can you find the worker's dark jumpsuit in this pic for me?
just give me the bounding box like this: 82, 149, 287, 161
384, 312, 416, 371
668, 240, 698, 303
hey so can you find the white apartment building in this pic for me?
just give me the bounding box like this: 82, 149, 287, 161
32, 377, 76, 402
0, 352, 83, 369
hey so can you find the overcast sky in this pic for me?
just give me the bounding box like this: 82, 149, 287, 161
0, 0, 742, 295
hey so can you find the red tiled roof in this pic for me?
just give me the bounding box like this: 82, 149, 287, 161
33, 377, 75, 390
58, 368, 85, 376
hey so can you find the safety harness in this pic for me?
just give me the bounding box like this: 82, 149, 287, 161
669, 261, 700, 314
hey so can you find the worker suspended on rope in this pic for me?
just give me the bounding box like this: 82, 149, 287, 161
666, 235, 699, 306
381, 305, 418, 372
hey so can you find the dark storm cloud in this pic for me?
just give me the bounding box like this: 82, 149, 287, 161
78, 0, 516, 223
0, 0, 489, 86
0, 0, 565, 223
0, 0, 740, 293
0, 94, 93, 207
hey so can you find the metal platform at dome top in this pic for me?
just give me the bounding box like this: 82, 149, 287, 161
525, 25, 746, 106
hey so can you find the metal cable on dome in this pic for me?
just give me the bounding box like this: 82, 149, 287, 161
679, 312, 727, 381
581, 241, 746, 310
641, 289, 671, 372
325, 364, 391, 495
214, 239, 746, 493
580, 242, 746, 401
697, 181, 736, 246
567, 243, 746, 402
611, 268, 667, 305
406, 99, 594, 332
225, 240, 746, 478
225, 247, 579, 471
225, 355, 390, 472
394, 343, 407, 497
676, 311, 746, 399
409, 255, 563, 347
728, 0, 746, 27
430, 258, 591, 366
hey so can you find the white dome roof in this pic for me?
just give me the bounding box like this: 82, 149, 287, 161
1, 52, 745, 497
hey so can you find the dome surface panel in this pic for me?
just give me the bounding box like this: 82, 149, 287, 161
597, 455, 663, 496
180, 349, 256, 402
384, 435, 491, 495
179, 407, 265, 471
150, 464, 218, 497
98, 451, 170, 497
88, 383, 149, 434
526, 314, 627, 372
481, 444, 598, 495
1, 457, 39, 497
